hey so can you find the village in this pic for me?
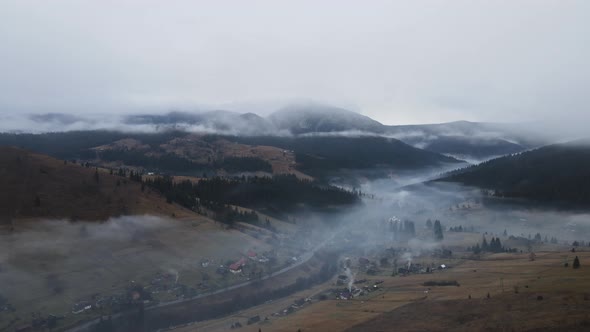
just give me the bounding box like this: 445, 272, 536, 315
67, 245, 301, 312
158, 215, 467, 331
0, 213, 324, 332
163, 244, 459, 331
3, 207, 586, 332
165, 214, 590, 332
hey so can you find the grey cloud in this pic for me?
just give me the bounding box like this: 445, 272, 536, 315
0, 0, 589, 131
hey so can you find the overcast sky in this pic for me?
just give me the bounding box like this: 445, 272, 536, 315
1, 0, 589, 125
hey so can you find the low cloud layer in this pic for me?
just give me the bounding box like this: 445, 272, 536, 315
1, 1, 589, 128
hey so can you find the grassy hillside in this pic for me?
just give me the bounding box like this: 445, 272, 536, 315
439, 140, 590, 206
0, 147, 198, 224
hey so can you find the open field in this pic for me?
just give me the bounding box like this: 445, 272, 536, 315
346, 250, 590, 332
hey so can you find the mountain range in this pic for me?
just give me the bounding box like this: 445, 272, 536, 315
118, 104, 553, 161
3, 103, 570, 181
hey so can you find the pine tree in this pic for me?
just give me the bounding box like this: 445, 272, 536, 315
482, 236, 489, 252
490, 237, 503, 253
473, 243, 481, 254
433, 220, 444, 241
573, 256, 581, 269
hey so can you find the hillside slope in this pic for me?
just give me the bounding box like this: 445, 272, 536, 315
12, 106, 563, 163
0, 131, 464, 180
0, 147, 198, 224
438, 140, 590, 205
225, 135, 464, 177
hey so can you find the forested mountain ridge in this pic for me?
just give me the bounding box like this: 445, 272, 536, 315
15, 105, 556, 162
225, 135, 464, 177
438, 139, 590, 206
0, 130, 464, 180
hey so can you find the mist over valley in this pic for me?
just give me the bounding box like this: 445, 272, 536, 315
2, 1, 590, 331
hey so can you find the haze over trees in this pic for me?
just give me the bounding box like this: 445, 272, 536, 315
2, 2, 590, 331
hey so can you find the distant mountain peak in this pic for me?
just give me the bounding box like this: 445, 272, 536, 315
239, 112, 265, 120
268, 104, 384, 134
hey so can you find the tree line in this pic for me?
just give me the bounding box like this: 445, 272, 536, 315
142, 174, 360, 222
469, 236, 518, 254
440, 141, 590, 206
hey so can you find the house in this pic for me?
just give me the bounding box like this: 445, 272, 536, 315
216, 265, 228, 275
247, 315, 260, 325
72, 302, 91, 314
258, 255, 269, 263
293, 298, 305, 307
338, 292, 352, 300
352, 288, 362, 297
358, 257, 370, 267
247, 250, 257, 260
229, 258, 246, 274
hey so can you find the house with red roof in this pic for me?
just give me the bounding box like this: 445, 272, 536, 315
229, 258, 246, 274
247, 250, 257, 260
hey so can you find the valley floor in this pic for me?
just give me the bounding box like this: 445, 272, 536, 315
173, 242, 590, 332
